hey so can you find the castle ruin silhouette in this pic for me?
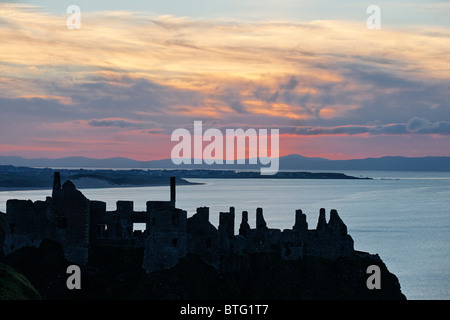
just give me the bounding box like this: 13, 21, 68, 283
2, 173, 354, 273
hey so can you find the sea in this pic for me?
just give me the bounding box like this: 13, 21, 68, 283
1, 170, 449, 300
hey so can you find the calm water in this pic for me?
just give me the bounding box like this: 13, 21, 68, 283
1, 170, 449, 300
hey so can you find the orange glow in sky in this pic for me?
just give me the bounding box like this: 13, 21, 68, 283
0, 4, 449, 161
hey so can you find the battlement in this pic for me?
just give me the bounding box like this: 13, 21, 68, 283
1, 172, 355, 273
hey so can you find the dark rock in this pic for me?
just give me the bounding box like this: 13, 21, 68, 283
0, 243, 406, 300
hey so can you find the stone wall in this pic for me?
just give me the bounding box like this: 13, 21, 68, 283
3, 199, 48, 255
142, 203, 188, 273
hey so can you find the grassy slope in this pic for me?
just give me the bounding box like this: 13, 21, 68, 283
0, 263, 42, 300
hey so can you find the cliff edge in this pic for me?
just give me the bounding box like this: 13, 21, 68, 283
1, 240, 405, 300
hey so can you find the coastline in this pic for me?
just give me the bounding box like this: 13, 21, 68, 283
0, 165, 371, 192
0, 179, 205, 193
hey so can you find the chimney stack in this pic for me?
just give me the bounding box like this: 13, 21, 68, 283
170, 177, 176, 205
52, 172, 61, 196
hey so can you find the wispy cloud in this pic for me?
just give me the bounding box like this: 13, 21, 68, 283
0, 5, 449, 159
87, 118, 144, 128
286, 118, 450, 136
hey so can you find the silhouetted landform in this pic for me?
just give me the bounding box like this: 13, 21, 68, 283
1, 240, 405, 300
0, 165, 368, 191
278, 154, 450, 172
0, 174, 405, 299
0, 165, 199, 190
0, 154, 449, 171
166, 169, 370, 180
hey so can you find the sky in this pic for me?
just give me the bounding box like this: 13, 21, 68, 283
0, 0, 449, 161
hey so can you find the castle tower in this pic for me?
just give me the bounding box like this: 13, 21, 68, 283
218, 207, 235, 258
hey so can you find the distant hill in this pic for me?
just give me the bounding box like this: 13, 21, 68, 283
278, 154, 450, 172
0, 154, 449, 171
